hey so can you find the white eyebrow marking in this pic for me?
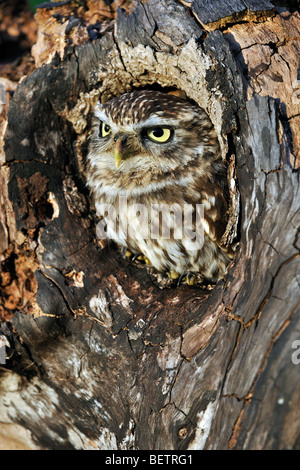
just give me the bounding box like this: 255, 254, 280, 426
94, 106, 110, 123
132, 115, 179, 129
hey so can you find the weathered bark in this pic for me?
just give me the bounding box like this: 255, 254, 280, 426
0, 0, 299, 450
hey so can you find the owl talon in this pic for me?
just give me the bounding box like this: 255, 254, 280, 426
186, 275, 196, 286
177, 272, 197, 286
167, 270, 180, 280
122, 248, 133, 259
131, 253, 151, 265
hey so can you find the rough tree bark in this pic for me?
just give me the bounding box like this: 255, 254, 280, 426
0, 0, 299, 450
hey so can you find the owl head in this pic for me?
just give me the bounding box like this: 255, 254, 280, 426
88, 90, 220, 178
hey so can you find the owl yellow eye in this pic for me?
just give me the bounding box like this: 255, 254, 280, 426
146, 127, 172, 143
99, 121, 112, 138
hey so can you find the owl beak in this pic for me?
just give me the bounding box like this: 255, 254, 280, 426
114, 135, 130, 168
114, 142, 122, 169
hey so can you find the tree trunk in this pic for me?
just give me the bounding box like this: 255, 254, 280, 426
0, 0, 299, 451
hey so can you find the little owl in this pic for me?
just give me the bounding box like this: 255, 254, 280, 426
87, 89, 233, 284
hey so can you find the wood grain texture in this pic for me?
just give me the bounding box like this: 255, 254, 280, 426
0, 0, 299, 450
191, 0, 275, 30
224, 10, 300, 168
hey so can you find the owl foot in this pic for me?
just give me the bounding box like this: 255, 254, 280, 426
167, 270, 180, 280
166, 271, 196, 285
134, 254, 151, 265
177, 272, 197, 286
122, 248, 151, 265
124, 250, 151, 265
122, 248, 133, 259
